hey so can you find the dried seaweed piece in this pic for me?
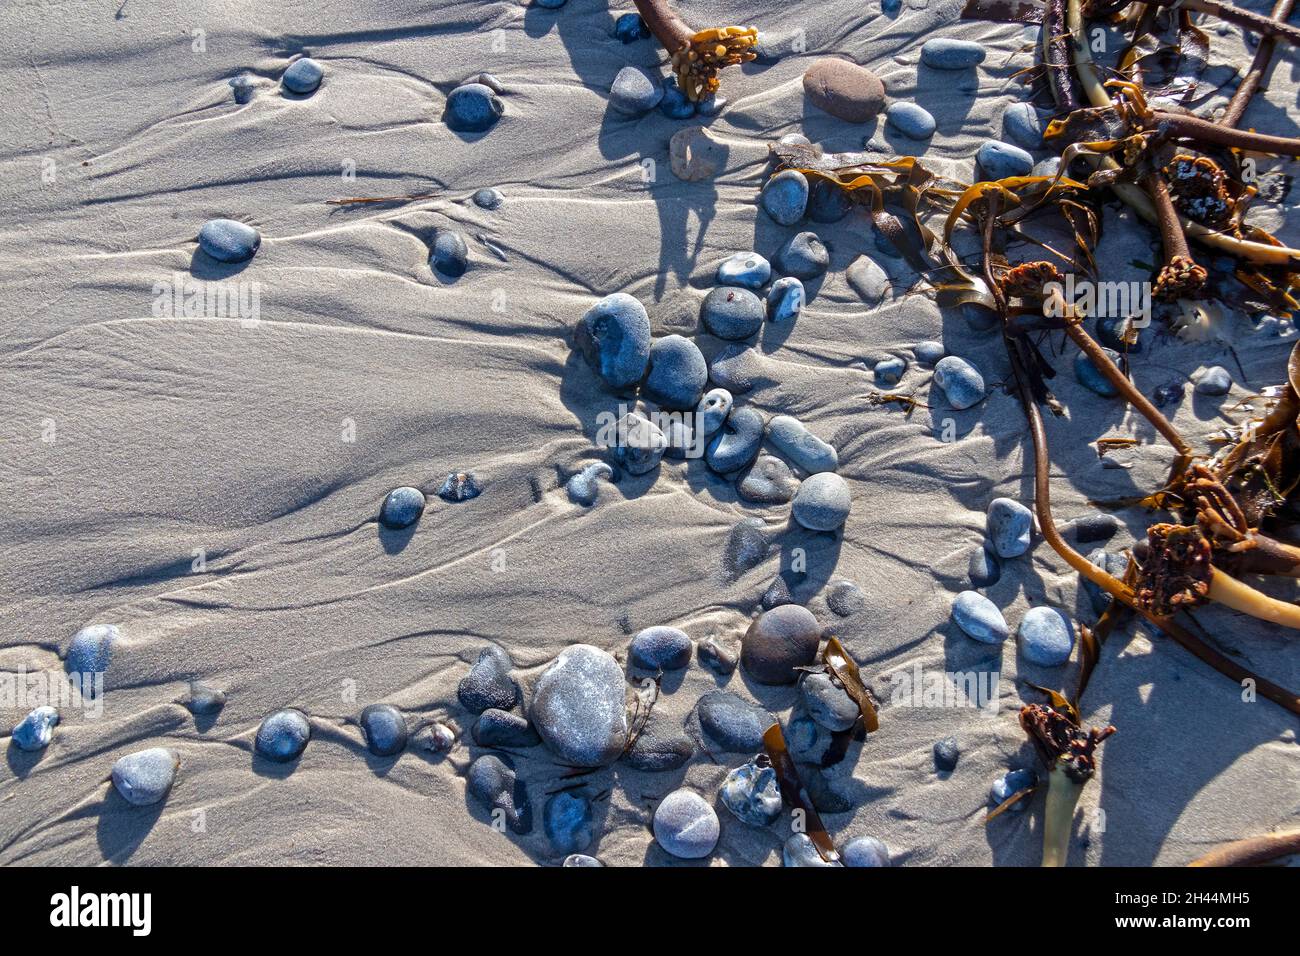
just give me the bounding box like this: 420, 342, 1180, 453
822, 637, 879, 733
762, 722, 839, 863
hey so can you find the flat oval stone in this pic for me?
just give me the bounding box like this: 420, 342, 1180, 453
458, 645, 519, 714
610, 66, 663, 115
1073, 513, 1119, 543
659, 76, 696, 119
784, 832, 842, 867
473, 708, 540, 748
775, 231, 829, 280
65, 623, 120, 690
738, 454, 800, 503
802, 58, 886, 123
742, 605, 821, 685
1003, 101, 1044, 148
709, 344, 763, 393
987, 497, 1033, 558
654, 788, 719, 859
934, 735, 961, 771
792, 472, 851, 531
111, 748, 178, 806
282, 57, 324, 94
643, 334, 707, 410
198, 219, 260, 263
767, 276, 805, 322
721, 756, 783, 826
621, 722, 694, 771
886, 101, 936, 139
921, 38, 987, 70
610, 411, 666, 475
977, 140, 1034, 180
530, 644, 628, 767
467, 753, 532, 833
12, 706, 58, 752
761, 170, 809, 226
968, 544, 1002, 587
766, 414, 838, 474
952, 590, 1009, 644
875, 356, 906, 386
430, 228, 469, 277
848, 255, 890, 305
445, 82, 504, 132
566, 461, 615, 505
255, 708, 311, 762
379, 486, 425, 529
807, 178, 853, 223
933, 355, 986, 409
706, 405, 765, 474
826, 579, 865, 616
472, 186, 503, 209
629, 626, 692, 671
1018, 606, 1076, 666
697, 387, 733, 436
717, 252, 771, 289
1074, 347, 1121, 396
1196, 365, 1232, 395
544, 791, 594, 854
696, 690, 770, 750
575, 292, 651, 390
701, 286, 765, 340
359, 704, 408, 756
914, 340, 945, 366
843, 835, 890, 867
801, 671, 858, 731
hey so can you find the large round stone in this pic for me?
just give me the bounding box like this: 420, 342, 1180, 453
574, 292, 651, 391
741, 605, 821, 685
530, 644, 629, 766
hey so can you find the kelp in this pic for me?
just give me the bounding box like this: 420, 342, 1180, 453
762, 722, 839, 863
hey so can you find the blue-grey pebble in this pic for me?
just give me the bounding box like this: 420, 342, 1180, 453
826, 579, 865, 616
807, 178, 853, 223
530, 644, 628, 766
644, 334, 707, 410
1196, 365, 1232, 396
430, 228, 469, 277
987, 496, 1033, 558
706, 405, 765, 474
921, 38, 987, 69
792, 472, 851, 531
914, 340, 944, 366
784, 832, 842, 867
720, 757, 783, 826
65, 623, 119, 690
883, 0, 902, 10
629, 626, 693, 671
717, 252, 771, 289
1082, 549, 1128, 615
696, 690, 770, 752
724, 517, 769, 580
111, 748, 179, 806
875, 355, 906, 386
767, 276, 805, 322
709, 344, 762, 393
379, 486, 425, 529
737, 455, 800, 504
467, 753, 532, 833
438, 471, 481, 502
990, 768, 1037, 810
1074, 347, 1121, 397
886, 101, 936, 139
934, 735, 960, 771
775, 231, 829, 280
472, 187, 503, 209
766, 414, 838, 474
654, 788, 719, 859
697, 387, 733, 436
459, 645, 519, 713
11, 706, 58, 752
978, 140, 1034, 180
1018, 606, 1075, 666
184, 681, 226, 715
659, 76, 696, 119
610, 411, 666, 475
535, 0, 566, 7
445, 82, 504, 132
622, 722, 694, 771
1002, 101, 1044, 148
544, 791, 594, 854
566, 461, 615, 505
761, 170, 809, 226
255, 708, 311, 762
610, 66, 663, 115
952, 590, 1009, 643
230, 75, 254, 104
198, 218, 260, 263
615, 12, 651, 42
968, 544, 1002, 587
801, 671, 859, 731
933, 355, 985, 410
282, 57, 323, 94
1073, 513, 1118, 543
360, 703, 408, 756
701, 286, 765, 340
575, 292, 651, 390
474, 708, 541, 748
563, 853, 603, 866
787, 715, 819, 752
843, 836, 890, 867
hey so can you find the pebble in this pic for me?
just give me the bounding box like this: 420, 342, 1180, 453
932, 356, 986, 409
1032, 156, 1061, 179
11, 706, 58, 752
544, 791, 594, 854
792, 472, 852, 531
255, 708, 311, 762
717, 252, 771, 289
701, 286, 765, 340
802, 671, 859, 731
934, 736, 960, 772
736, 456, 799, 505
921, 38, 987, 70
968, 544, 1002, 587
843, 836, 891, 867
629, 626, 693, 671
883, 0, 902, 10
709, 345, 763, 393
1153, 381, 1185, 408
802, 58, 887, 122
530, 644, 629, 766
111, 748, 179, 807
670, 125, 727, 181
197, 219, 261, 263
472, 187, 504, 210
412, 721, 455, 755
466, 72, 504, 93
379, 486, 425, 530
705, 406, 765, 474
610, 66, 664, 115
563, 854, 603, 866
1074, 347, 1121, 397
724, 517, 770, 580
952, 590, 1009, 644
622, 723, 694, 770
282, 57, 324, 95
720, 756, 783, 826
230, 75, 254, 104
615, 12, 651, 42
65, 623, 120, 691
575, 292, 651, 390
807, 179, 853, 223
696, 690, 771, 750
654, 789, 720, 859
826, 580, 866, 616
438, 471, 482, 502
698, 636, 740, 675
787, 715, 819, 753
886, 101, 936, 139
766, 414, 838, 474
183, 681, 226, 715
875, 355, 906, 386
1083, 549, 1128, 615
430, 228, 469, 278
987, 497, 1033, 558
644, 334, 708, 410
445, 82, 504, 132
359, 703, 408, 756
1018, 606, 1076, 666
697, 387, 733, 436
990, 768, 1037, 811
775, 231, 830, 280
800, 771, 850, 813
1073, 513, 1118, 543
761, 170, 810, 226
567, 461, 615, 505
474, 708, 541, 748
659, 76, 696, 119
977, 140, 1034, 180
467, 754, 532, 833
1002, 101, 1044, 148
784, 833, 841, 867
1195, 365, 1233, 396
762, 571, 800, 609
742, 605, 821, 685
848, 255, 890, 305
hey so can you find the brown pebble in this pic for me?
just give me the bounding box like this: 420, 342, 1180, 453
802, 59, 886, 123
741, 605, 822, 685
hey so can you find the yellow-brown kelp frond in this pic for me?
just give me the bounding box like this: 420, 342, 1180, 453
671, 27, 758, 101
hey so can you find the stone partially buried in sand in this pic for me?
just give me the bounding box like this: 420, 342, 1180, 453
458, 645, 519, 714
111, 747, 179, 806
705, 405, 765, 474
670, 125, 727, 181
255, 708, 311, 762
921, 37, 986, 69
359, 703, 408, 756
792, 472, 851, 531
530, 644, 629, 767
444, 82, 504, 132
742, 604, 821, 685
775, 231, 829, 280
802, 58, 886, 122
738, 454, 800, 504
379, 486, 425, 529
575, 292, 651, 390
198, 218, 260, 263
610, 411, 667, 475
653, 788, 720, 859
430, 228, 469, 277
65, 623, 120, 690
610, 66, 664, 115
282, 57, 324, 94
696, 690, 770, 750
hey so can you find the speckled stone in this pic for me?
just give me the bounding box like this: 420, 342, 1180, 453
575, 292, 652, 391
530, 644, 628, 767
826, 579, 866, 616
183, 681, 226, 715
629, 626, 693, 671
952, 590, 1009, 644
11, 706, 58, 752
111, 747, 179, 806
65, 623, 120, 692
843, 835, 891, 867
474, 708, 541, 748
1018, 606, 1076, 666
282, 57, 324, 94
654, 788, 719, 859
610, 66, 663, 115
197, 219, 260, 263
643, 334, 708, 410
761, 170, 809, 226
1195, 365, 1233, 396
379, 486, 425, 530
724, 517, 770, 580
255, 708, 311, 762
445, 83, 504, 132
987, 496, 1033, 558
430, 228, 469, 277
742, 605, 821, 685
544, 790, 594, 854
792, 472, 852, 531
622, 722, 694, 771
566, 461, 615, 505
473, 187, 503, 209
934, 735, 960, 771
977, 140, 1034, 180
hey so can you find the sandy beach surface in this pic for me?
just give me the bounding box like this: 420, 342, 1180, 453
1, 0, 1298, 866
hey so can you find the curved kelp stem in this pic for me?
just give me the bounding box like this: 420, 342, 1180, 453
633, 0, 757, 101
1189, 829, 1300, 866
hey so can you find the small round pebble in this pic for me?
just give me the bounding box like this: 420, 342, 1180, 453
933, 735, 960, 772
629, 626, 693, 671
775, 231, 829, 280
575, 292, 651, 390
742, 605, 821, 685
737, 454, 800, 504
544, 791, 594, 854
717, 252, 771, 289
933, 355, 985, 409
792, 472, 852, 531
978, 140, 1034, 180
472, 187, 504, 210
659, 76, 696, 119
198, 219, 260, 263
644, 334, 708, 410
784, 832, 841, 867
701, 286, 765, 340
990, 768, 1037, 810
1018, 606, 1076, 666
445, 82, 504, 132
720, 756, 783, 826
282, 57, 324, 95
1074, 347, 1121, 397
801, 671, 859, 731
11, 706, 58, 752
842, 836, 890, 867
875, 355, 906, 386
914, 340, 944, 366
610, 66, 664, 115
921, 38, 987, 70
653, 788, 720, 859
968, 544, 1002, 587
761, 170, 810, 226
430, 229, 469, 278
379, 486, 425, 530
183, 681, 226, 715
111, 748, 179, 806
886, 101, 936, 139
230, 74, 254, 104
1073, 513, 1118, 543
952, 590, 1009, 644
255, 708, 311, 762
1195, 365, 1233, 396
987, 496, 1033, 558
412, 721, 455, 755
615, 12, 651, 42
696, 387, 733, 436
